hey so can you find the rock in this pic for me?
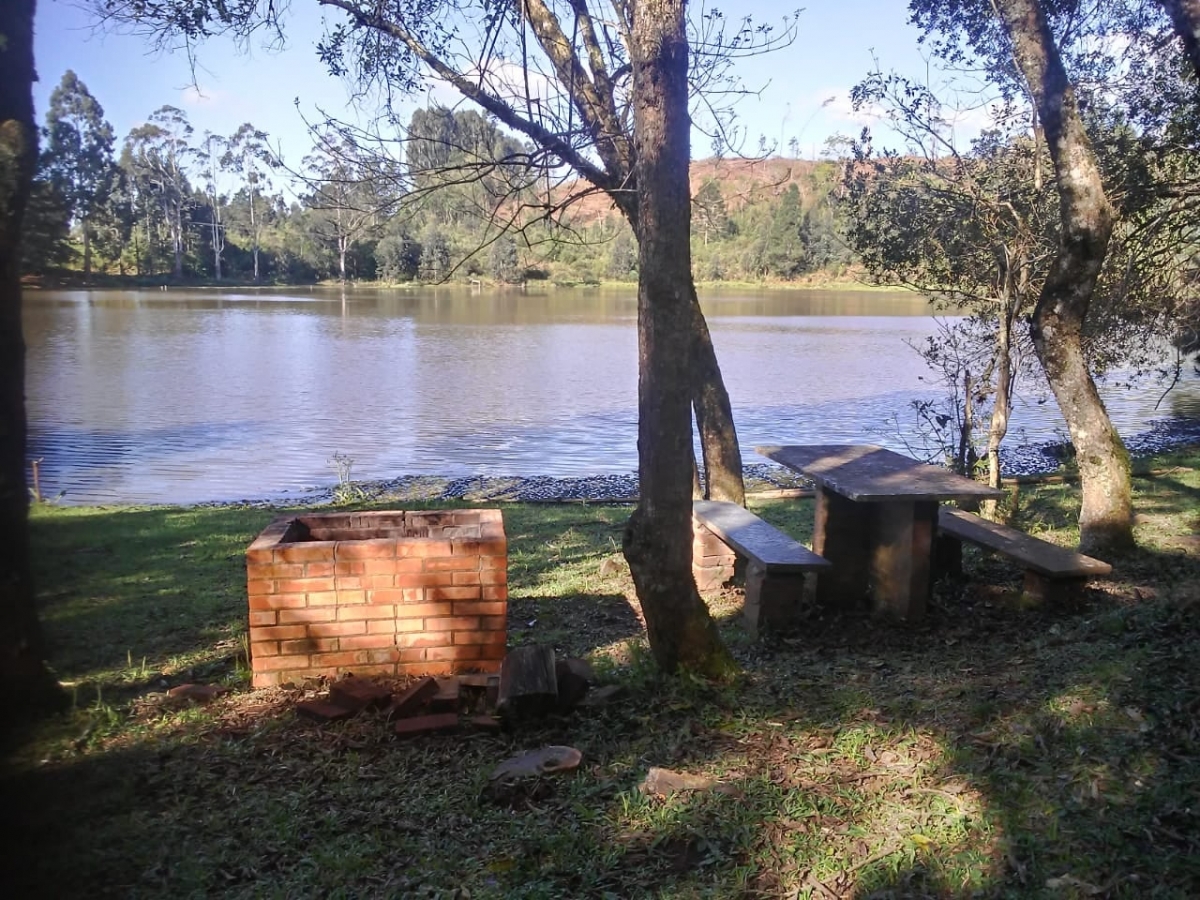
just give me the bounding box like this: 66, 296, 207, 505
578, 684, 626, 707
639, 767, 743, 799
498, 646, 558, 722
489, 746, 582, 783
295, 699, 355, 723
387, 676, 439, 719
166, 683, 229, 705
393, 713, 460, 739
328, 676, 392, 712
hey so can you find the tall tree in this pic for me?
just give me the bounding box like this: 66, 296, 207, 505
124, 107, 194, 279
40, 70, 117, 280
198, 131, 227, 280
912, 0, 1135, 552
0, 0, 66, 716
223, 123, 274, 282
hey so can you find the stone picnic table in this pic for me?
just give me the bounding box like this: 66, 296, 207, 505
756, 444, 1003, 619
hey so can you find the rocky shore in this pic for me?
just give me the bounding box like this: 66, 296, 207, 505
229, 415, 1200, 509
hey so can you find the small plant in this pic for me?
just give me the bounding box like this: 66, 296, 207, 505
328, 451, 369, 505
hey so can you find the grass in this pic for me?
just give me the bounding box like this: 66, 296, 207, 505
4, 452, 1200, 898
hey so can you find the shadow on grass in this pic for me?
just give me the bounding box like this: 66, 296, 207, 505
10, 489, 1200, 897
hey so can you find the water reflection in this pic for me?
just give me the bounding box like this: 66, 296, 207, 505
22, 286, 1200, 505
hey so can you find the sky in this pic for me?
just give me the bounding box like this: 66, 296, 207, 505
33, 0, 969, 167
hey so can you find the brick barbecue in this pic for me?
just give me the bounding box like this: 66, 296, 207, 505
246, 510, 507, 688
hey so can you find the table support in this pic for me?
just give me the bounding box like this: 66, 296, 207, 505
869, 500, 938, 619
813, 487, 873, 608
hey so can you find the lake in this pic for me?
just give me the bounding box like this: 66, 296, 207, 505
23, 286, 1200, 505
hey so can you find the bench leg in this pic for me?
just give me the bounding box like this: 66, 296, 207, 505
869, 500, 938, 620
1022, 571, 1086, 605
692, 520, 736, 591
813, 487, 874, 608
743, 561, 808, 637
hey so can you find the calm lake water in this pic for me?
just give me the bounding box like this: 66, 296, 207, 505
23, 286, 1200, 505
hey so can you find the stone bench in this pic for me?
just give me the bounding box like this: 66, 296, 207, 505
936, 507, 1112, 603
692, 500, 830, 634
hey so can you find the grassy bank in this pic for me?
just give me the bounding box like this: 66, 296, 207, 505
5, 451, 1200, 898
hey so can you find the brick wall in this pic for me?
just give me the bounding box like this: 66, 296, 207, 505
246, 510, 507, 688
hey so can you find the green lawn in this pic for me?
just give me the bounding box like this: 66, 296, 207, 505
4, 453, 1200, 898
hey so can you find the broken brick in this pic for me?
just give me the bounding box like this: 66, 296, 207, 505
429, 677, 461, 713
329, 676, 392, 712
295, 699, 355, 723
469, 715, 503, 732
166, 683, 229, 705
387, 676, 438, 719
393, 713, 459, 739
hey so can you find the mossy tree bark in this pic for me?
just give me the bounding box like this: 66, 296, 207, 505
0, 0, 67, 719
994, 0, 1134, 553
622, 0, 735, 676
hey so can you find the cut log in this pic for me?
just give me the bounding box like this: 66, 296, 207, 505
498, 645, 558, 721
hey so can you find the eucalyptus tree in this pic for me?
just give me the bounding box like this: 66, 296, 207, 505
223, 124, 275, 281
40, 70, 118, 280
0, 0, 66, 714
89, 0, 798, 672
198, 131, 227, 280
124, 106, 195, 278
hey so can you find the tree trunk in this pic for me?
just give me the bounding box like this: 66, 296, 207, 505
1158, 0, 1200, 82
250, 187, 260, 282
993, 0, 1134, 553
81, 214, 92, 281
691, 300, 746, 504
622, 0, 734, 676
0, 0, 67, 719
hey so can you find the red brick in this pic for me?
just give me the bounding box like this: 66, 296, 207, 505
398, 648, 428, 663
276, 577, 335, 594
277, 544, 334, 563
480, 616, 507, 631
401, 540, 452, 558
252, 671, 284, 688
370, 620, 401, 634
469, 715, 503, 732
335, 560, 365, 575
328, 676, 393, 711
453, 631, 492, 645
363, 559, 398, 576
480, 570, 506, 585
424, 557, 479, 572
468, 540, 506, 556
393, 713, 459, 739
367, 589, 409, 605
394, 602, 454, 619
426, 645, 484, 662
397, 631, 453, 649
365, 575, 397, 590
248, 610, 277, 627
388, 676, 438, 716
482, 586, 508, 601
395, 572, 454, 588
308, 620, 367, 637
246, 563, 275, 582
337, 604, 396, 621
452, 601, 506, 616
337, 664, 396, 678
337, 542, 396, 560
247, 579, 274, 597
296, 699, 354, 723
451, 572, 482, 586
334, 575, 365, 591
256, 654, 305, 671
428, 586, 482, 601
313, 649, 398, 667
305, 562, 335, 577
251, 640, 280, 656
303, 590, 341, 606
426, 616, 479, 632
248, 592, 307, 611
338, 634, 394, 650
480, 555, 506, 570
250, 624, 307, 641
394, 558, 426, 573
279, 608, 336, 624
281, 637, 339, 655
245, 548, 273, 564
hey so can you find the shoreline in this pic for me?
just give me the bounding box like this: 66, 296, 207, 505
167, 418, 1200, 511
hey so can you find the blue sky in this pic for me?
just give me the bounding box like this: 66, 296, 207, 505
34, 0, 955, 166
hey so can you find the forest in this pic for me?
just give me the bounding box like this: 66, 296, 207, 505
25, 71, 855, 286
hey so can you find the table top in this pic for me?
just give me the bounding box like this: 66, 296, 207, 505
757, 444, 1005, 502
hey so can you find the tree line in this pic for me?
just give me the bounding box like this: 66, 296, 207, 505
25, 71, 857, 286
